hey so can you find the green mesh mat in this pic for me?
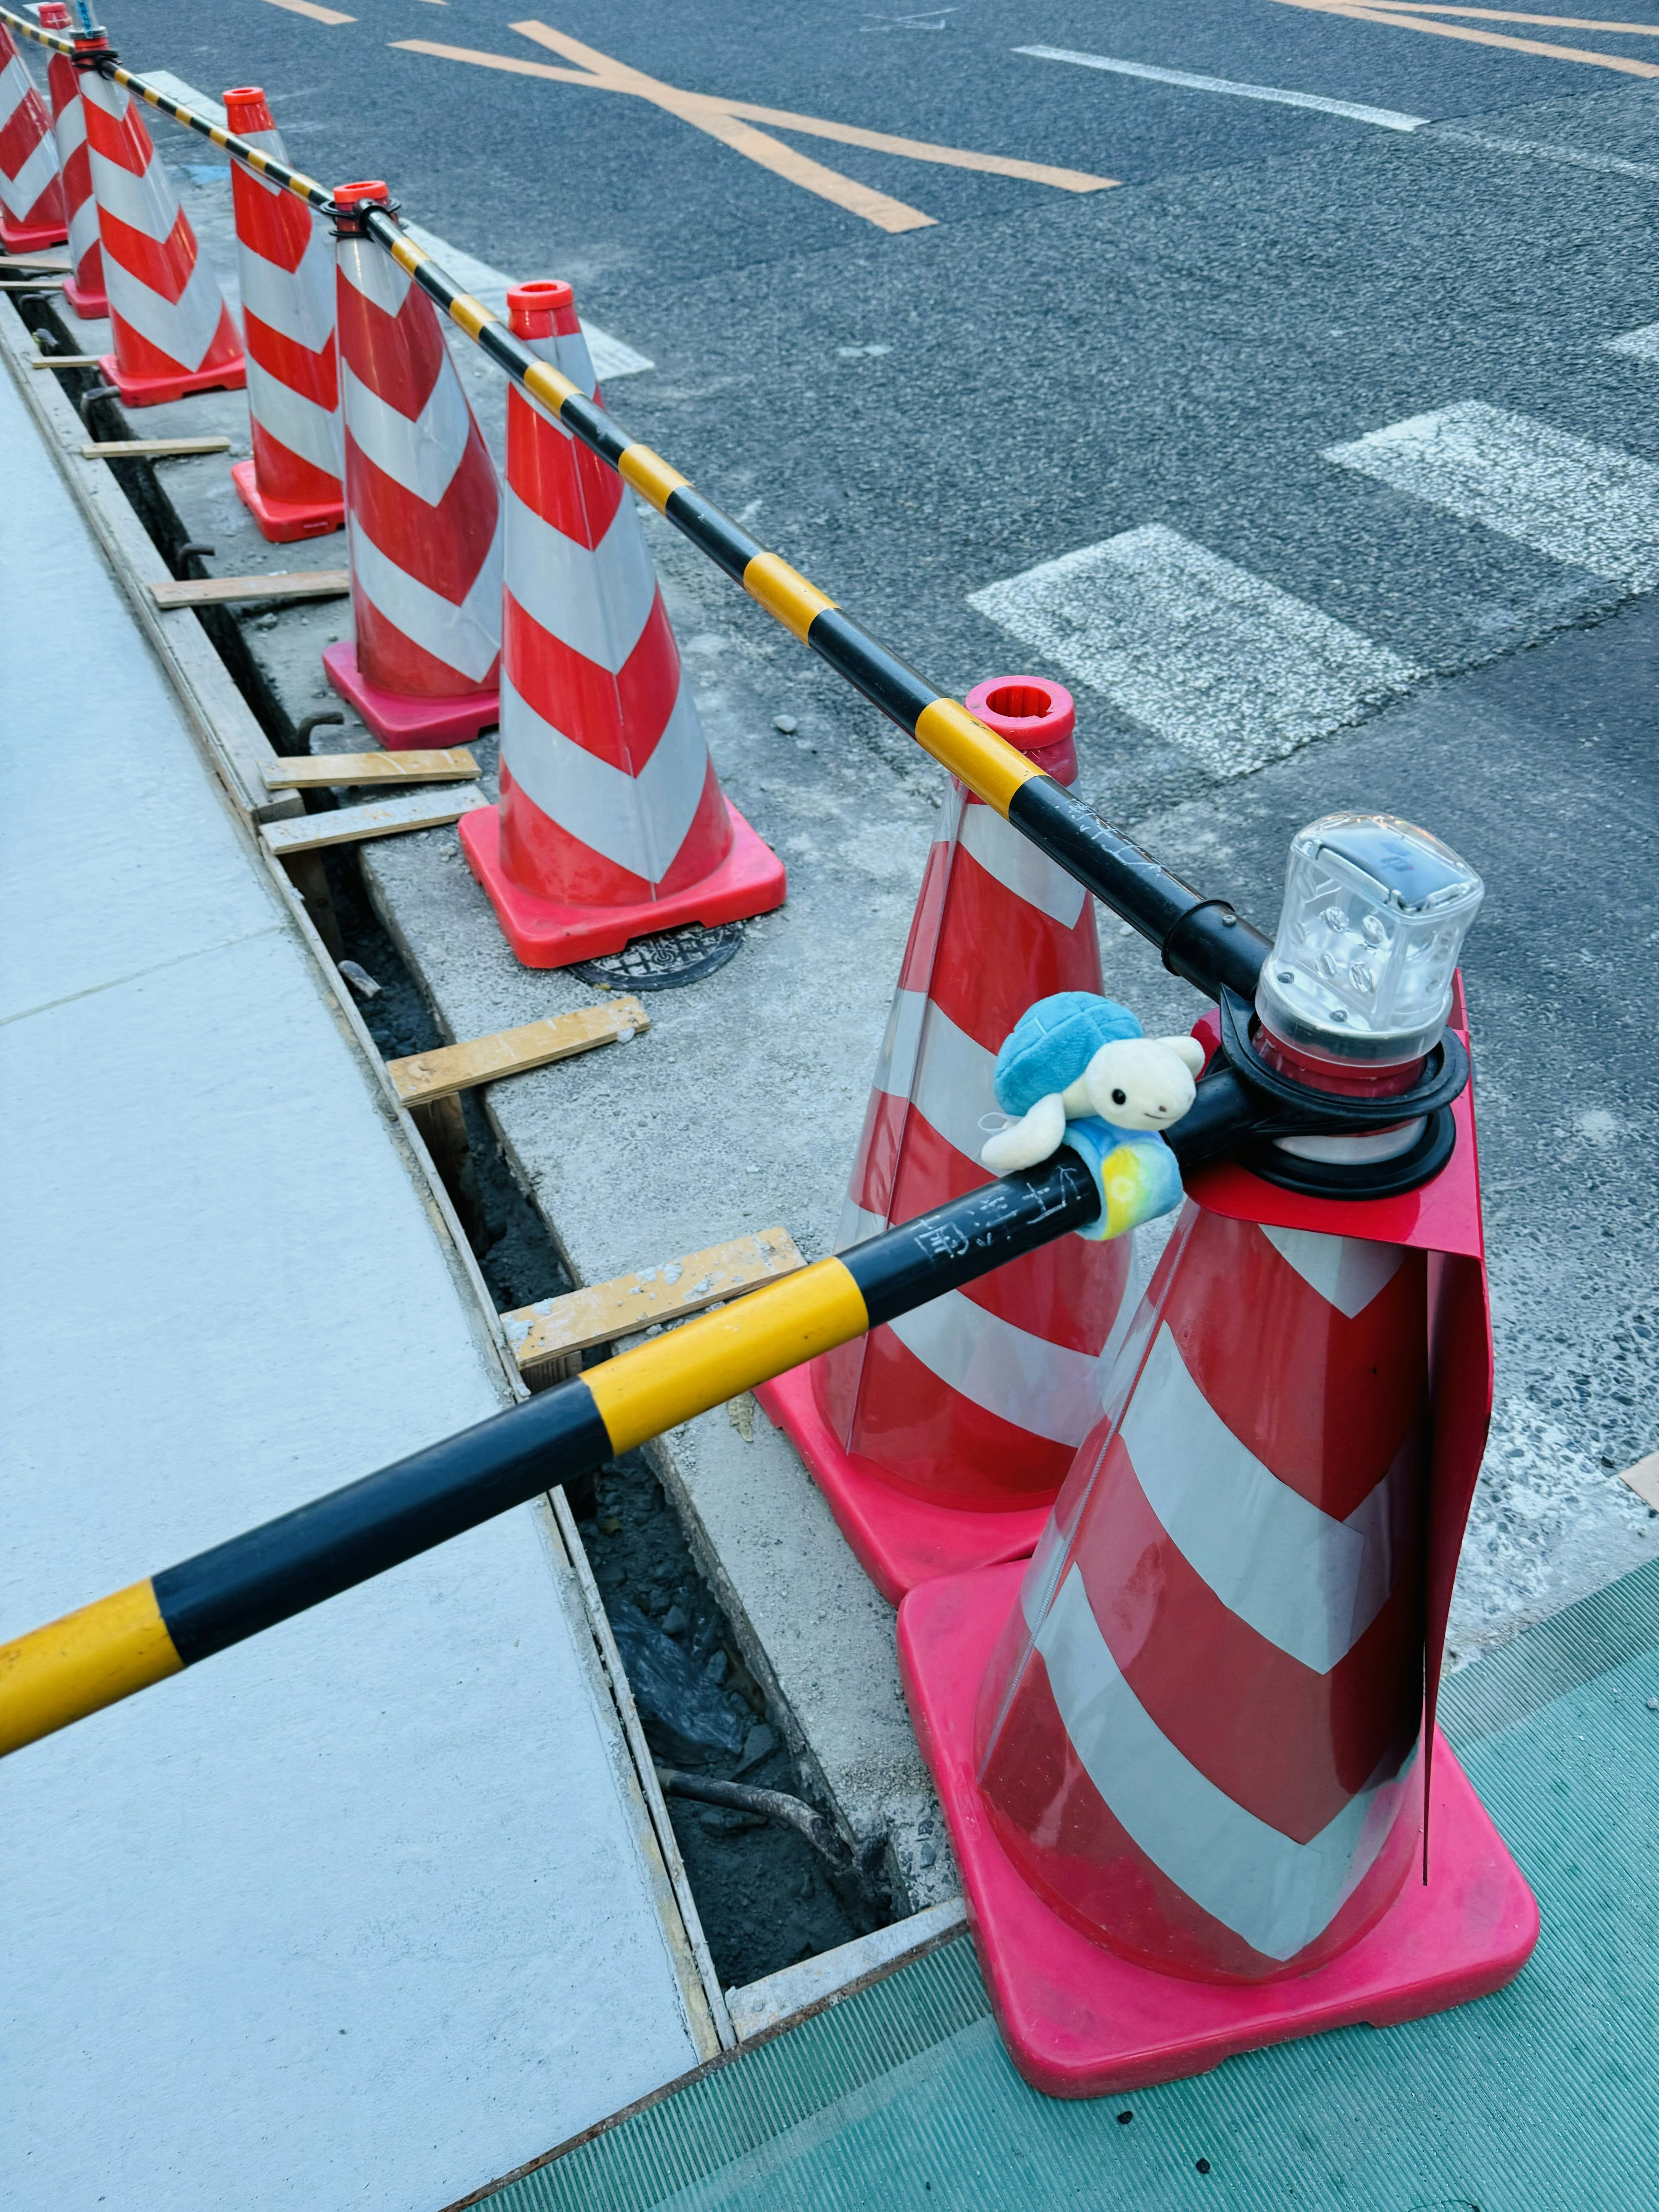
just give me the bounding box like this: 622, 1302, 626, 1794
484, 1557, 1659, 2212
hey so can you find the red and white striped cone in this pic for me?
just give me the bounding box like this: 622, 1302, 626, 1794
896, 1003, 1538, 2097
756, 680, 1132, 1602
38, 6, 102, 315
0, 19, 67, 254
459, 279, 787, 962
223, 86, 342, 543
79, 67, 244, 406
323, 181, 501, 749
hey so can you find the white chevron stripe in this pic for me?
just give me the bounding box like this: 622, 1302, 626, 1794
834, 1201, 1103, 1445
233, 124, 289, 199
240, 222, 334, 352
86, 144, 183, 245
1036, 1566, 1413, 1959
1259, 1225, 1405, 1319
872, 989, 1000, 1166
1121, 1324, 1414, 1673
1, 133, 59, 223
348, 510, 502, 686
499, 667, 712, 884
248, 354, 343, 479
956, 802, 1086, 928
341, 356, 476, 507
515, 322, 600, 434
506, 485, 657, 675
0, 54, 32, 131
102, 248, 230, 375
67, 197, 98, 264
337, 232, 411, 318
51, 95, 86, 162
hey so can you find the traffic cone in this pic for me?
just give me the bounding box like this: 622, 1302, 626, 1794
896, 995, 1539, 2096
78, 67, 244, 406
38, 6, 102, 315
755, 679, 1133, 1603
324, 181, 501, 749
223, 87, 342, 542
459, 278, 787, 960
0, 19, 67, 254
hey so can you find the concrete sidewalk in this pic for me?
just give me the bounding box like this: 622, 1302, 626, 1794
0, 359, 709, 2209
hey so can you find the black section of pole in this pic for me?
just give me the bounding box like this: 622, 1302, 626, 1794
843, 1154, 1101, 1323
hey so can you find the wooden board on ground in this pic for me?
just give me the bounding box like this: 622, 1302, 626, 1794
29, 351, 102, 366
151, 569, 350, 609
0, 254, 71, 271
1619, 1451, 1659, 1510
261, 785, 491, 860
264, 748, 479, 790
1, 276, 65, 290
387, 998, 650, 1109
83, 436, 232, 460
502, 1227, 807, 1379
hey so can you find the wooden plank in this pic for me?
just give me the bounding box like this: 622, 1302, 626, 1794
263, 748, 479, 790
387, 998, 650, 1109
502, 1227, 807, 1376
82, 436, 232, 460
261, 785, 491, 860
150, 569, 350, 609
1618, 1451, 1659, 1511
0, 276, 65, 290
0, 254, 71, 271
29, 352, 103, 366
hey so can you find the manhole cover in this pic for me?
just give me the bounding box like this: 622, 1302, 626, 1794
569, 919, 744, 992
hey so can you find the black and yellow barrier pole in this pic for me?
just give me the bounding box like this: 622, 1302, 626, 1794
0, 0, 1267, 1006
0, 1156, 1098, 1761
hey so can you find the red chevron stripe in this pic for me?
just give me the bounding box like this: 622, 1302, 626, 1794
104, 307, 238, 381
1, 176, 63, 233
929, 843, 1100, 1052
507, 392, 624, 547
1163, 1216, 1427, 1516
80, 87, 153, 175
230, 174, 314, 273
246, 309, 337, 410
977, 1644, 1421, 1983
503, 586, 681, 774
896, 836, 953, 995
845, 1325, 1077, 1505
336, 274, 445, 417
497, 752, 732, 905
343, 428, 499, 606
354, 588, 499, 701
845, 1085, 907, 1227
0, 97, 51, 178
1066, 1430, 1422, 1841
249, 418, 341, 508
94, 202, 200, 305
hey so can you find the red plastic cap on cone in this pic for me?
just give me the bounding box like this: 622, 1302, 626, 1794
508, 280, 581, 340
38, 5, 70, 25
966, 677, 1077, 785
334, 179, 391, 207
223, 86, 276, 132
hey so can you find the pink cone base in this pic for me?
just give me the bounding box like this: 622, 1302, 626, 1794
0, 214, 67, 253
459, 798, 787, 968
232, 458, 343, 543
62, 276, 108, 319
98, 349, 246, 409
323, 641, 499, 750
898, 1563, 1540, 2101
755, 1363, 1051, 1605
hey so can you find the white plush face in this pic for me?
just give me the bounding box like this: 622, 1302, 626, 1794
1081, 1037, 1201, 1131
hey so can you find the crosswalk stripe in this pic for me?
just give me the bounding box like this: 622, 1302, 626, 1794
1014, 44, 1429, 131
1324, 401, 1659, 588
1606, 323, 1659, 364
967, 523, 1421, 778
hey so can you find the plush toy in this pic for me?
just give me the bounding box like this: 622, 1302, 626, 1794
980, 992, 1205, 1240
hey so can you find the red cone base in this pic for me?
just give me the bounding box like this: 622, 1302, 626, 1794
0, 213, 67, 253
459, 797, 786, 966
232, 458, 343, 543
63, 274, 108, 318
755, 1365, 1049, 1605
97, 348, 246, 409
323, 641, 499, 750
899, 1563, 1539, 2100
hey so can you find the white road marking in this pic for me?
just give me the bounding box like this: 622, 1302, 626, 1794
1015, 44, 1428, 132
1429, 124, 1659, 185
401, 223, 653, 380
131, 71, 227, 128
1325, 401, 1659, 588
1606, 322, 1659, 363
968, 524, 1421, 778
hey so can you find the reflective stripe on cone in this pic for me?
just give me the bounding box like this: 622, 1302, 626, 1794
39, 10, 101, 314
0, 23, 67, 253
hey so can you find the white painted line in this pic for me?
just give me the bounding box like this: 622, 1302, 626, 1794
1324, 401, 1659, 588
1015, 44, 1428, 133
402, 222, 654, 381
1606, 322, 1659, 364
968, 523, 1421, 778
1429, 125, 1659, 186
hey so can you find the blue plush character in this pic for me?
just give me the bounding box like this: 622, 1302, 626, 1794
980, 992, 1204, 1239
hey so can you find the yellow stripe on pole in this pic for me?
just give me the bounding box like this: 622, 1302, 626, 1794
584, 1258, 869, 1453
0, 1580, 182, 1758
618, 444, 691, 513
913, 697, 1043, 818
742, 553, 837, 642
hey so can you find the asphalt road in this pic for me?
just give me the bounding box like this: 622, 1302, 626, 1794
61, 0, 1659, 1635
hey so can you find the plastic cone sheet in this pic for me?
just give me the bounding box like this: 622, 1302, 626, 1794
324, 185, 501, 748
0, 21, 67, 254
224, 87, 341, 541
460, 278, 785, 961
813, 683, 1130, 1508
975, 1198, 1432, 1983
79, 70, 244, 405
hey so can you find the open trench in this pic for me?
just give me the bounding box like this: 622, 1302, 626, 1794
10, 286, 893, 1993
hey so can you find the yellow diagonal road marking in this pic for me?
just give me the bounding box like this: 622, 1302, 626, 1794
1266, 0, 1659, 71
391, 20, 1114, 233
1362, 4, 1659, 28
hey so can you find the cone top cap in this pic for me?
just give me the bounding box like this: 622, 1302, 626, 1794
965, 676, 1077, 786
334, 179, 391, 207
40, 5, 70, 26
508, 279, 581, 340
223, 86, 274, 130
